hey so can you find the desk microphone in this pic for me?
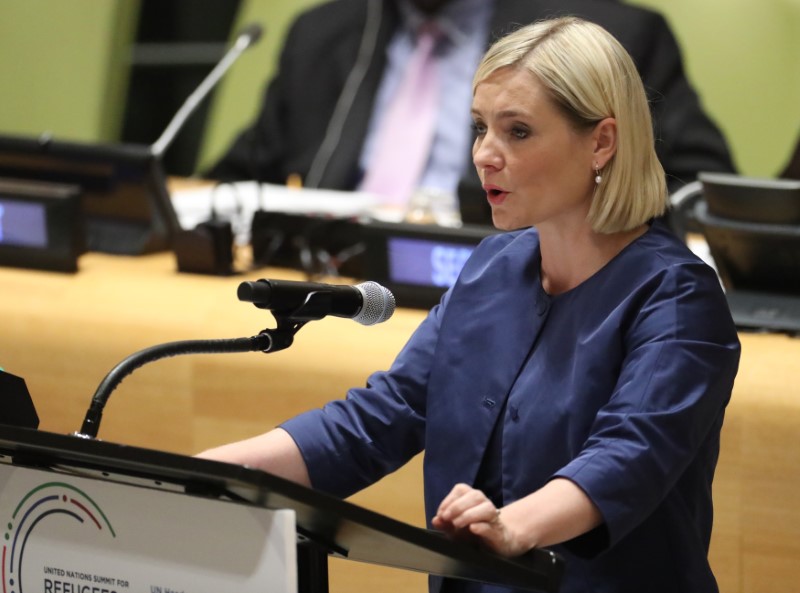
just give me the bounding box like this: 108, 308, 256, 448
162, 23, 264, 275
238, 279, 396, 325
151, 23, 264, 158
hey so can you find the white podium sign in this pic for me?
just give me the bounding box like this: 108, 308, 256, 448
0, 463, 296, 593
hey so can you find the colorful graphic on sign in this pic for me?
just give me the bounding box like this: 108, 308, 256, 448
3, 481, 115, 593
0, 463, 295, 593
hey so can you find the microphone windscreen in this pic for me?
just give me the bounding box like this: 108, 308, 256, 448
354, 281, 396, 326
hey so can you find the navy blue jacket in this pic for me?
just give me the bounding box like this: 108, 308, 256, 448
283, 222, 740, 592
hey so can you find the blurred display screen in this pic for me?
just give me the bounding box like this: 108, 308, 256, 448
387, 237, 474, 289
0, 199, 48, 248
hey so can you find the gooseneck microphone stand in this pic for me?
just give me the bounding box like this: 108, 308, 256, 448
73, 287, 344, 440
75, 333, 275, 440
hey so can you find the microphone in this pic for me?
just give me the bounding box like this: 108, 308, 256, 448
151, 23, 265, 158
238, 279, 396, 325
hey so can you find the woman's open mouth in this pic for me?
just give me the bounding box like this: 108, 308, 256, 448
484, 185, 509, 205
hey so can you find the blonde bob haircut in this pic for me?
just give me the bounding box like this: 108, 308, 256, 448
473, 16, 667, 233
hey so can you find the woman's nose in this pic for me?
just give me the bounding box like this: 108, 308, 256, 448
472, 134, 503, 171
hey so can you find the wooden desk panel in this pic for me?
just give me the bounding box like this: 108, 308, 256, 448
712, 333, 800, 593
1, 252, 798, 593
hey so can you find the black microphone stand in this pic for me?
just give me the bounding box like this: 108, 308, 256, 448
74, 289, 341, 440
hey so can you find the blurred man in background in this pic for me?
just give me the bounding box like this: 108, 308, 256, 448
209, 0, 735, 224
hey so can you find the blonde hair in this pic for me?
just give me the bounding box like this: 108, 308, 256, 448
474, 17, 667, 233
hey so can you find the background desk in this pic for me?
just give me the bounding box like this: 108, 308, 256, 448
1, 252, 798, 593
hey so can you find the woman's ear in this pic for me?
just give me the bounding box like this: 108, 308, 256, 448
592, 117, 617, 169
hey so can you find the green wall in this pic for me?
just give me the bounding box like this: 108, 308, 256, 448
0, 0, 139, 143
629, 0, 800, 177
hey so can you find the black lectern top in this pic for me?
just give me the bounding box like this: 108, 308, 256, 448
0, 425, 563, 592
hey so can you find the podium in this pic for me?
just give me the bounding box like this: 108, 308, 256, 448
0, 425, 564, 593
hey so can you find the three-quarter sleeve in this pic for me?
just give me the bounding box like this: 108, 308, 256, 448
554, 260, 740, 551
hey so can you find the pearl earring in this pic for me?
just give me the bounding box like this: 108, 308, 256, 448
594, 165, 602, 185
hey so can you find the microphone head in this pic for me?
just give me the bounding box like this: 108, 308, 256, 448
353, 282, 396, 326
238, 23, 264, 47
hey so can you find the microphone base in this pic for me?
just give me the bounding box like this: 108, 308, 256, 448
174, 220, 235, 276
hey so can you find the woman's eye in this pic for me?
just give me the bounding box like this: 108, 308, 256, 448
511, 126, 529, 139
471, 122, 487, 136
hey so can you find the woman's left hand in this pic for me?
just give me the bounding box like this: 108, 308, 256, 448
431, 483, 531, 557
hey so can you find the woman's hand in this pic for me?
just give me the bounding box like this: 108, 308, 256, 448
431, 479, 604, 557
431, 483, 531, 557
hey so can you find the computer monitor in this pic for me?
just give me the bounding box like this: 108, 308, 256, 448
695, 200, 800, 295
699, 171, 800, 224
696, 172, 800, 296
0, 133, 180, 255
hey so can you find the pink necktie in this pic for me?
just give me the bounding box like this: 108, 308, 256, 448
360, 23, 441, 207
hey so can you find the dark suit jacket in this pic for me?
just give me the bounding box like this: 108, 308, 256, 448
209, 0, 736, 223
780, 129, 800, 179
